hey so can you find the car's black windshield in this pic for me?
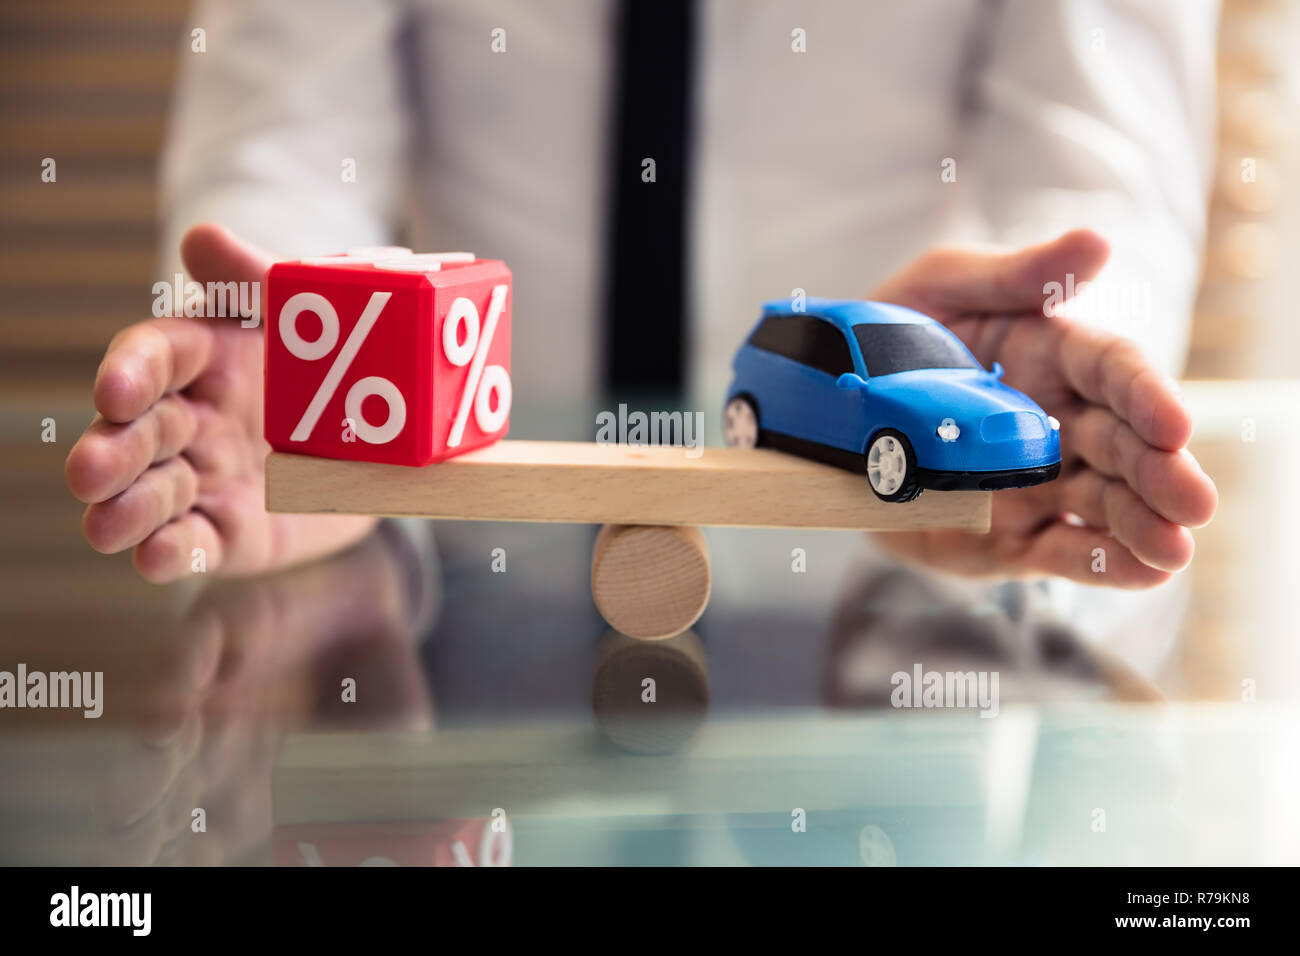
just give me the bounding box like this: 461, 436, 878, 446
853, 323, 981, 376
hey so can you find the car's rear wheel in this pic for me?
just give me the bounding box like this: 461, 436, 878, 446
866, 429, 921, 502
723, 396, 760, 448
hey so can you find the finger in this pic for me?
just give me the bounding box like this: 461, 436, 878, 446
65, 395, 198, 503
91, 221, 273, 424
876, 229, 1110, 316
94, 318, 215, 423
82, 457, 199, 554
1066, 405, 1218, 527
133, 511, 225, 583
180, 222, 274, 286
1021, 522, 1174, 588
1058, 468, 1196, 572
1057, 325, 1191, 450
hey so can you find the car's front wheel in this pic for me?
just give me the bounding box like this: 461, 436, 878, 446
723, 396, 760, 449
866, 429, 921, 503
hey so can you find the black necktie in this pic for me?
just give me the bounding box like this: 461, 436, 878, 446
604, 0, 697, 396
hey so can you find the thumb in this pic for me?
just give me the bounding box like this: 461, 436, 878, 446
875, 228, 1111, 317
180, 222, 275, 286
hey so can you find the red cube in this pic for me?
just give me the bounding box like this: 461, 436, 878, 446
264, 250, 512, 466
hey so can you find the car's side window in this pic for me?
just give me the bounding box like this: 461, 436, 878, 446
749, 314, 854, 377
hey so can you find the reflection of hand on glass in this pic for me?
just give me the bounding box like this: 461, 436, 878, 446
65, 224, 378, 583
870, 230, 1217, 588
89, 525, 435, 865
823, 564, 1162, 711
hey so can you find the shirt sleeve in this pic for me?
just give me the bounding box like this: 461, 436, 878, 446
965, 0, 1220, 375
158, 0, 410, 273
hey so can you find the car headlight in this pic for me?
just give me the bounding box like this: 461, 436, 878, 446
1048, 415, 1060, 431
936, 419, 960, 442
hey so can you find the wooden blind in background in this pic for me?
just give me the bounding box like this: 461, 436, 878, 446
0, 0, 183, 404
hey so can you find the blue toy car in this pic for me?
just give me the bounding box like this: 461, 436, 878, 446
724, 298, 1061, 502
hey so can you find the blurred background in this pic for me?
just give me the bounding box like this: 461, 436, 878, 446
2, 0, 1300, 868
2, 0, 1298, 695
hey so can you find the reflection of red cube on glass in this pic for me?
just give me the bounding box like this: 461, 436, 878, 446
271, 818, 513, 867
264, 248, 512, 466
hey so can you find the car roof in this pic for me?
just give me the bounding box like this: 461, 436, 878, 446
760, 297, 935, 331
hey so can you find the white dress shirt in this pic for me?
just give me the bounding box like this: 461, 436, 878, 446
159, 0, 1220, 662
161, 0, 1218, 406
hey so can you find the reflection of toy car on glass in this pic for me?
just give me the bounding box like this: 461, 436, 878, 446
723, 298, 1062, 502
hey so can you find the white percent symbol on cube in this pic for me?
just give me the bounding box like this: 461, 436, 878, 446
443, 284, 511, 447
279, 290, 407, 445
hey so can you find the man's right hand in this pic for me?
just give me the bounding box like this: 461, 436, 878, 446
65, 224, 378, 583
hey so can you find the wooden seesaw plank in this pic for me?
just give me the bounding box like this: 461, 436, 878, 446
265, 441, 991, 532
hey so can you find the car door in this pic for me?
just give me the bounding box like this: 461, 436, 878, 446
746, 313, 862, 450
